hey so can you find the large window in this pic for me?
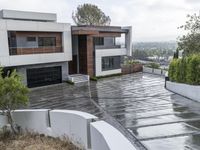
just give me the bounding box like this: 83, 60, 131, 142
38, 37, 56, 47
94, 37, 104, 45
27, 37, 36, 42
102, 56, 121, 71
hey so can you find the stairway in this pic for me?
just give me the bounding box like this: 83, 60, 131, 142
67, 74, 90, 84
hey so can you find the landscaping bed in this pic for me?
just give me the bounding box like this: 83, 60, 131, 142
167, 54, 200, 101
122, 64, 143, 74
168, 54, 200, 85
0, 132, 82, 150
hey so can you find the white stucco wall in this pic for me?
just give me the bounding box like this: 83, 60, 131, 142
95, 48, 126, 76
0, 109, 137, 150
0, 19, 72, 67
0, 114, 7, 128
90, 121, 136, 150
122, 26, 132, 56
0, 109, 97, 149
166, 81, 200, 102
50, 110, 98, 148
143, 66, 166, 76
12, 109, 50, 134
0, 9, 56, 22
143, 66, 153, 73
153, 68, 162, 75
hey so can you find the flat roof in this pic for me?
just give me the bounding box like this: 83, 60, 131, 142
72, 26, 129, 35
0, 9, 57, 22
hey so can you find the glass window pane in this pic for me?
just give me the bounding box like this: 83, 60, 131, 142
38, 37, 56, 47
102, 56, 121, 71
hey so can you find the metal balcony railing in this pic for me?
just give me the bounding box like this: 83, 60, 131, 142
9, 46, 63, 55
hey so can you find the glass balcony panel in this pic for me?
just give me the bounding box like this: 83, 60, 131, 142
9, 46, 63, 55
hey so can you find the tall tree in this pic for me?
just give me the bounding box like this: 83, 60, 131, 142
177, 13, 200, 56
0, 68, 29, 134
72, 4, 111, 26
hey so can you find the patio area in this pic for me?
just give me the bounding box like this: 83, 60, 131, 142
29, 73, 200, 150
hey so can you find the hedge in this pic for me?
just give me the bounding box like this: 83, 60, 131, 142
145, 62, 160, 69
169, 54, 200, 85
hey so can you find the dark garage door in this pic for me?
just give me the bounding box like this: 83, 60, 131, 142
27, 66, 62, 88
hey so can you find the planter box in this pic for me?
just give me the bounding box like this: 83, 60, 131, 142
166, 81, 200, 102
143, 66, 153, 73
162, 70, 167, 76
143, 66, 167, 76
122, 64, 142, 75
153, 68, 162, 75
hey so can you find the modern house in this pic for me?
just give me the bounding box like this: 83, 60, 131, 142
0, 9, 72, 88
0, 9, 132, 87
70, 26, 132, 77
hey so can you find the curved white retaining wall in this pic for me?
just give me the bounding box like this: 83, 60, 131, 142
166, 81, 200, 102
143, 66, 167, 76
0, 109, 137, 150
91, 121, 136, 150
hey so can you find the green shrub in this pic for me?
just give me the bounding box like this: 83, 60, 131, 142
66, 80, 74, 85
169, 54, 200, 85
90, 77, 98, 81
168, 59, 177, 81
186, 55, 200, 85
146, 62, 160, 69
124, 58, 140, 66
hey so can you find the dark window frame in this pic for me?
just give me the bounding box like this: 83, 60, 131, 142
27, 37, 36, 42
38, 37, 56, 47
94, 37, 104, 46
102, 56, 121, 71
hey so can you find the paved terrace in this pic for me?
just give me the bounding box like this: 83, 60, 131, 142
29, 73, 200, 150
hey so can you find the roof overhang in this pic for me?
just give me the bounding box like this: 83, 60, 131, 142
71, 26, 129, 36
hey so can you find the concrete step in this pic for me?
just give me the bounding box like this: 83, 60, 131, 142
67, 74, 90, 84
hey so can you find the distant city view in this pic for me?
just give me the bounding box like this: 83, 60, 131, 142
131, 41, 177, 67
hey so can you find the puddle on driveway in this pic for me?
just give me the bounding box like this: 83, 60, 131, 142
131, 123, 197, 140
143, 135, 200, 150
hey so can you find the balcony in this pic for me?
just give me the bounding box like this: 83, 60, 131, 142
94, 34, 126, 50
9, 46, 63, 55
95, 44, 125, 50
8, 31, 63, 56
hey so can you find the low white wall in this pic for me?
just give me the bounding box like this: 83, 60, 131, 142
143, 66, 166, 76
0, 109, 137, 150
0, 114, 7, 128
90, 121, 136, 150
166, 81, 200, 102
50, 110, 97, 148
143, 66, 152, 73
153, 68, 162, 75
13, 109, 50, 134
0, 109, 97, 149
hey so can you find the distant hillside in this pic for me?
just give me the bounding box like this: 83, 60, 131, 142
133, 41, 177, 51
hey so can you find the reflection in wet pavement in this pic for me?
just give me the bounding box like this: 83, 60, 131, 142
29, 73, 200, 150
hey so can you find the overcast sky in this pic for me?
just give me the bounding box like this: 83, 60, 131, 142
0, 0, 199, 42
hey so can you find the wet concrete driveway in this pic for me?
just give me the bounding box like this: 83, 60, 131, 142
29, 73, 200, 150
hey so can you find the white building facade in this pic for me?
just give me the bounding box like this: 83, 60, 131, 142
0, 9, 72, 87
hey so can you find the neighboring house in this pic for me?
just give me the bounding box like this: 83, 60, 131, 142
0, 9, 72, 88
0, 9, 132, 88
70, 26, 132, 77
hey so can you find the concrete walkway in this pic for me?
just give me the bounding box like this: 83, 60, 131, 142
29, 73, 200, 150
